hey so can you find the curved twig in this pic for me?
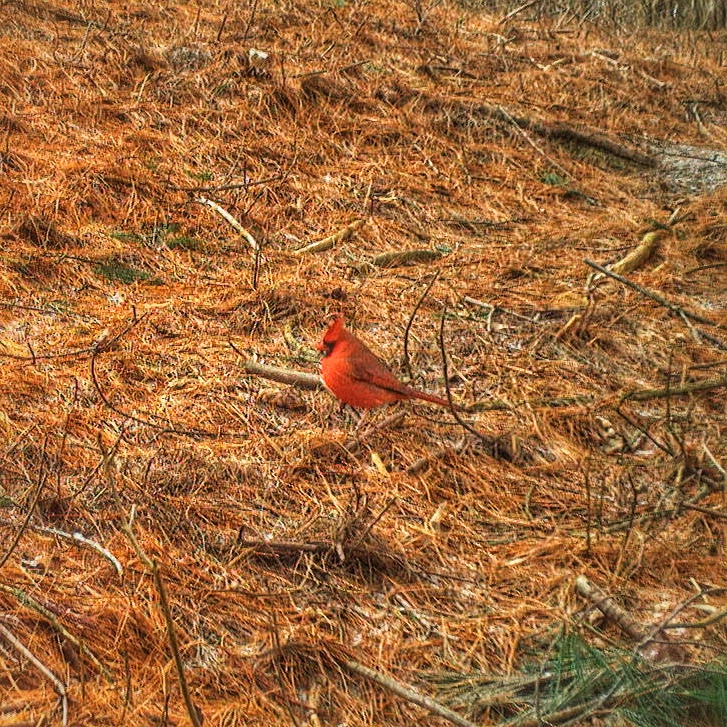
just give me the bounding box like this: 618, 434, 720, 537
437, 308, 492, 446
403, 271, 440, 380
0, 439, 48, 571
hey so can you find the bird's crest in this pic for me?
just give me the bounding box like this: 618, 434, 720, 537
317, 315, 346, 352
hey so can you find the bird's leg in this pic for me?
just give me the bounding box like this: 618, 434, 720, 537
362, 409, 406, 438
353, 408, 369, 434
355, 407, 407, 440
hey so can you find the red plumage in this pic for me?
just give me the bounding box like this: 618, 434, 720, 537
316, 316, 456, 410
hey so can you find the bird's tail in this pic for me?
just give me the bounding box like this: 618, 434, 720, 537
412, 390, 463, 411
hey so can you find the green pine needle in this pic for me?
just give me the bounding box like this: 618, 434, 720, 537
425, 631, 727, 727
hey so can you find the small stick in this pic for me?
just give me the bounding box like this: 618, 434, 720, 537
167, 174, 282, 193
0, 584, 108, 679
89, 312, 218, 437
195, 196, 259, 251
43, 527, 122, 576
1, 703, 32, 715
437, 308, 491, 444
702, 441, 727, 482
584, 258, 720, 327
236, 539, 330, 556
294, 219, 365, 254
681, 504, 727, 521
122, 509, 202, 727
373, 249, 442, 267
499, 0, 542, 24
463, 296, 537, 323
0, 621, 68, 727
102, 440, 202, 727
345, 411, 407, 450
0, 457, 47, 571
342, 657, 479, 727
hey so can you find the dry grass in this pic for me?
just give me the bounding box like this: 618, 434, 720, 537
1, 1, 726, 725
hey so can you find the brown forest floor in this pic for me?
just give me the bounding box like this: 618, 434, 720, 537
1, 1, 726, 725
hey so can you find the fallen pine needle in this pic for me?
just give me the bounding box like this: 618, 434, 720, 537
584, 258, 719, 328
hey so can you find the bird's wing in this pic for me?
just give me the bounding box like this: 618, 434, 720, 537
347, 352, 414, 396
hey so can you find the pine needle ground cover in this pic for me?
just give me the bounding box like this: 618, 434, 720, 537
0, 2, 725, 725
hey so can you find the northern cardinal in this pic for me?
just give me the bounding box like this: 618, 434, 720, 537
316, 316, 459, 410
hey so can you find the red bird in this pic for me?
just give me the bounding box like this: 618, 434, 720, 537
316, 316, 457, 410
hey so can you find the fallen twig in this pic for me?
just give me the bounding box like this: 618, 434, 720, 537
195, 195, 259, 251
0, 449, 47, 571
0, 584, 108, 679
345, 410, 407, 451
575, 575, 650, 641
498, 104, 572, 180
463, 296, 538, 324
0, 620, 68, 727
584, 258, 720, 328
448, 100, 656, 167
236, 539, 329, 555
101, 441, 202, 727
680, 503, 727, 521
90, 326, 213, 438
168, 174, 282, 193
499, 0, 542, 24
122, 506, 202, 727
42, 527, 123, 576
342, 657, 479, 727
372, 249, 442, 267
407, 438, 468, 475
437, 308, 491, 445
404, 272, 440, 379
575, 575, 687, 663
622, 374, 727, 402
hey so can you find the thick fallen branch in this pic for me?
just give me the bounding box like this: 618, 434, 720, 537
241, 359, 323, 390
608, 230, 665, 276
575, 575, 687, 663
436, 99, 656, 167
294, 219, 365, 254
